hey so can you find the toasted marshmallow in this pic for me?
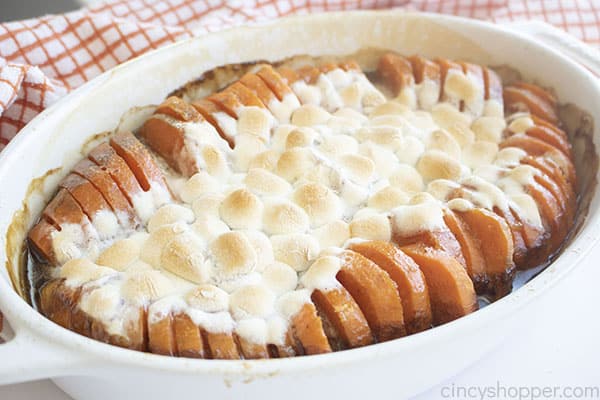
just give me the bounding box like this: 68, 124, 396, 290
186, 284, 229, 312
147, 204, 195, 233
293, 182, 342, 227
244, 168, 291, 196
261, 262, 298, 295
349, 214, 391, 241
220, 189, 263, 230
262, 200, 310, 235
270, 233, 320, 272
229, 284, 275, 320
210, 231, 257, 279
161, 232, 211, 284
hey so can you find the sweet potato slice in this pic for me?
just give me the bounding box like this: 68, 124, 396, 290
526, 125, 572, 158
236, 336, 270, 360
71, 304, 93, 338
290, 302, 332, 355
494, 207, 528, 268
499, 135, 576, 185
527, 182, 567, 255
226, 82, 266, 109
392, 227, 467, 269
208, 91, 242, 118
503, 86, 559, 125
483, 67, 502, 102
173, 313, 205, 358
442, 210, 488, 293
191, 98, 233, 147
43, 189, 89, 227
240, 73, 278, 105
203, 331, 241, 360
271, 331, 299, 358
257, 65, 295, 100
455, 208, 516, 299
59, 173, 114, 223
109, 131, 170, 194
377, 53, 414, 96
73, 158, 136, 224
338, 250, 406, 342
39, 279, 76, 329
155, 96, 202, 122
276, 66, 300, 85
400, 244, 477, 325
138, 116, 197, 176
28, 219, 59, 265
531, 115, 568, 141
523, 156, 576, 221
408, 55, 441, 84
512, 82, 557, 110
311, 287, 373, 348
88, 142, 144, 206
148, 314, 176, 356
349, 241, 432, 334
296, 65, 321, 85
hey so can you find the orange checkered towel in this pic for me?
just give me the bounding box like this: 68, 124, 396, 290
1, 0, 599, 151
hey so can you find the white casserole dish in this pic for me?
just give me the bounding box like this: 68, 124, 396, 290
0, 11, 599, 400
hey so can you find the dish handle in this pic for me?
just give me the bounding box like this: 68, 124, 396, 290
0, 311, 94, 385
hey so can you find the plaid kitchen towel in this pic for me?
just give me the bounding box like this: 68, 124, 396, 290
0, 0, 599, 151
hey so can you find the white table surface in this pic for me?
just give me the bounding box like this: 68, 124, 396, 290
1, 242, 598, 399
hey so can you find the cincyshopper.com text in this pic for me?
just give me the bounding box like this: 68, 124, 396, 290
440, 381, 599, 400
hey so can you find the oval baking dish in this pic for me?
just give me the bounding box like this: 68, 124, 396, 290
0, 11, 599, 400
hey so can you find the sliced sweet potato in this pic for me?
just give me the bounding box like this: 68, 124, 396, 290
455, 207, 516, 299
338, 250, 406, 342
311, 287, 373, 349
272, 331, 299, 358
72, 158, 137, 224
88, 142, 144, 206
226, 81, 267, 109
494, 207, 528, 268
408, 55, 441, 84
296, 65, 321, 85
203, 331, 241, 360
289, 302, 332, 355
59, 173, 114, 222
526, 125, 572, 158
512, 81, 557, 110
482, 67, 502, 102
531, 115, 568, 141
191, 98, 233, 147
392, 227, 467, 269
527, 182, 567, 255
276, 66, 300, 85
400, 244, 478, 325
39, 279, 76, 329
349, 241, 432, 334
71, 304, 93, 338
240, 73, 278, 105
124, 307, 147, 352
339, 60, 361, 72
509, 207, 548, 269
28, 219, 59, 265
441, 210, 488, 293
148, 314, 176, 356
499, 134, 576, 185
503, 86, 559, 125
377, 53, 414, 96
173, 313, 205, 358
138, 115, 198, 176
208, 91, 242, 118
257, 65, 295, 100
155, 96, 202, 122
109, 132, 170, 194
43, 189, 89, 227
523, 156, 576, 221
236, 336, 270, 360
